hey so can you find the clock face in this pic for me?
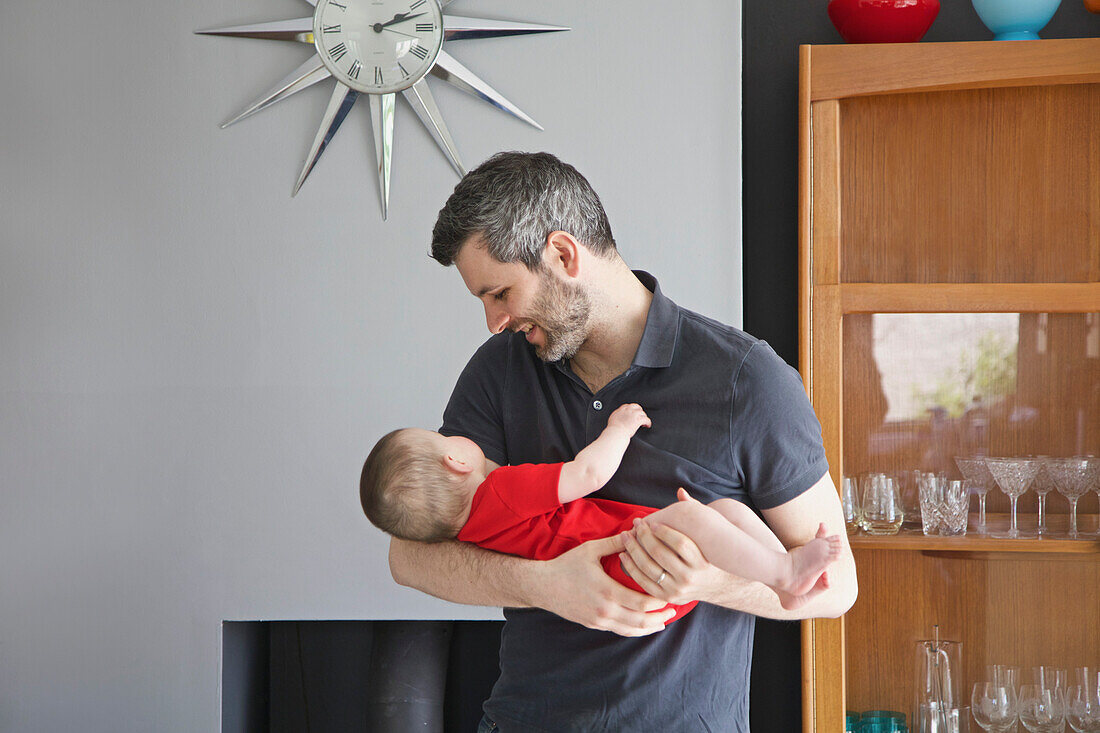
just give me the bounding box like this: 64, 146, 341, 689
313, 0, 444, 95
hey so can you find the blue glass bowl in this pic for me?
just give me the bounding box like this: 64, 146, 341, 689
971, 0, 1062, 40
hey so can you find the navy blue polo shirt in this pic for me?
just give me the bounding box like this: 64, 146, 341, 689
441, 271, 828, 732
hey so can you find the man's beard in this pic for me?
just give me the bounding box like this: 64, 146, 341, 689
525, 270, 591, 362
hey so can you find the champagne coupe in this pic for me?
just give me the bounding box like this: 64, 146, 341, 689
1066, 684, 1100, 733
956, 456, 994, 534
986, 457, 1040, 539
1032, 458, 1057, 536
1019, 684, 1065, 733
1086, 457, 1100, 538
973, 682, 1019, 733
1045, 457, 1092, 538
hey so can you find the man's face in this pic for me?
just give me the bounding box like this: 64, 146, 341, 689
454, 239, 591, 362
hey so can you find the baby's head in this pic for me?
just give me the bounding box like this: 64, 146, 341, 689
360, 428, 487, 542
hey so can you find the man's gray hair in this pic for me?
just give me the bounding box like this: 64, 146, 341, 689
431, 151, 616, 269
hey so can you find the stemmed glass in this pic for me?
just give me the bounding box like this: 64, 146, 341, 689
1032, 459, 1057, 536
1019, 684, 1066, 733
973, 682, 1019, 732
1045, 457, 1092, 538
1085, 458, 1100, 538
986, 457, 1040, 539
956, 456, 994, 534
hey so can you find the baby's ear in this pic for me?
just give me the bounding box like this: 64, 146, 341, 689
442, 454, 474, 475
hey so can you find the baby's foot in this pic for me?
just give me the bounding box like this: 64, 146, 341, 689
780, 523, 842, 598
777, 571, 831, 611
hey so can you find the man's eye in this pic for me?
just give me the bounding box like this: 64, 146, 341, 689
494, 289, 508, 301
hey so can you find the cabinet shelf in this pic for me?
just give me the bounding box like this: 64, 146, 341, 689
837, 283, 1100, 314
849, 514, 1100, 554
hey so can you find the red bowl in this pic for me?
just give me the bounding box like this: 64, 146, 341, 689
827, 0, 941, 43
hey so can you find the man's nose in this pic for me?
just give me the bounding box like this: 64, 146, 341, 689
485, 305, 510, 334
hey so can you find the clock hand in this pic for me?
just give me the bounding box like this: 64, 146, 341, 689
382, 27, 418, 41
372, 12, 427, 32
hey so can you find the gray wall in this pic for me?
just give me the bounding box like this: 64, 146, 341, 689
0, 0, 742, 730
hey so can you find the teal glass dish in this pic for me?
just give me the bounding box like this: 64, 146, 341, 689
971, 0, 1062, 40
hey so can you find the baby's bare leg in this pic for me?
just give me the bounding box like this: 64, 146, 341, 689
643, 495, 841, 600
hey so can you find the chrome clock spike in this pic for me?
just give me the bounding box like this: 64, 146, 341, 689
442, 15, 570, 42
368, 94, 395, 220
222, 56, 331, 128
402, 79, 465, 177
431, 49, 542, 130
200, 0, 567, 218
195, 17, 314, 43
293, 83, 358, 196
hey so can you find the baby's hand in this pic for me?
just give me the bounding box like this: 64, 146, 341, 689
608, 403, 651, 434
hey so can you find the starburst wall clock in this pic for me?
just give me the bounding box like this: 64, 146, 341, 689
197, 1, 568, 219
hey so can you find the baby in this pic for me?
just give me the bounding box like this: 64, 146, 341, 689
361, 403, 842, 621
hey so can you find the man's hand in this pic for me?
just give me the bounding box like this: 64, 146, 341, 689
606, 403, 651, 435
618, 519, 730, 605
531, 533, 674, 636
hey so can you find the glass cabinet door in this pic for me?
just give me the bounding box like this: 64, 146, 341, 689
798, 39, 1100, 732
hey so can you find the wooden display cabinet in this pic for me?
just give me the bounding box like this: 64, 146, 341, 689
798, 39, 1100, 731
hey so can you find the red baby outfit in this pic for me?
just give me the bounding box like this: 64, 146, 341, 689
456, 462, 696, 624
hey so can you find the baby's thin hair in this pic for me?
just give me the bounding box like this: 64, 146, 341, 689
360, 429, 469, 542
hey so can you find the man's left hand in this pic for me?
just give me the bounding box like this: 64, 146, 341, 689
618, 520, 730, 605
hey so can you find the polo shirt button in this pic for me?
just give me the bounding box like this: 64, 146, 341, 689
593, 400, 603, 410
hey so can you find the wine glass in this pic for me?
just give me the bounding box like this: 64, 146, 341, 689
956, 456, 994, 534
973, 682, 1019, 732
1032, 458, 1057, 536
986, 457, 1040, 539
1066, 684, 1100, 733
1045, 457, 1092, 538
1019, 684, 1065, 733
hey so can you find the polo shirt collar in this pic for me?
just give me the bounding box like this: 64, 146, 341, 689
550, 270, 679, 375
631, 271, 679, 369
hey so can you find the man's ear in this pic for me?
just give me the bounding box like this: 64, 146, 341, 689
544, 231, 582, 278
443, 454, 475, 475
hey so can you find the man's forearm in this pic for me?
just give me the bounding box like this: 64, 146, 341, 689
389, 536, 540, 608
705, 553, 857, 620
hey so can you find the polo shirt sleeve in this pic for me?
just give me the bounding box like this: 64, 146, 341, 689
731, 340, 830, 510
440, 335, 510, 466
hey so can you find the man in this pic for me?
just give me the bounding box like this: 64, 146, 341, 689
389, 152, 857, 732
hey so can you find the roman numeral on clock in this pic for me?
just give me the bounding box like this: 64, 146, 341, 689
348, 59, 361, 80
398, 62, 410, 78
328, 42, 347, 62
415, 23, 433, 32
410, 0, 425, 8
374, 66, 383, 85
410, 42, 428, 60
330, 2, 347, 9
323, 24, 341, 33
